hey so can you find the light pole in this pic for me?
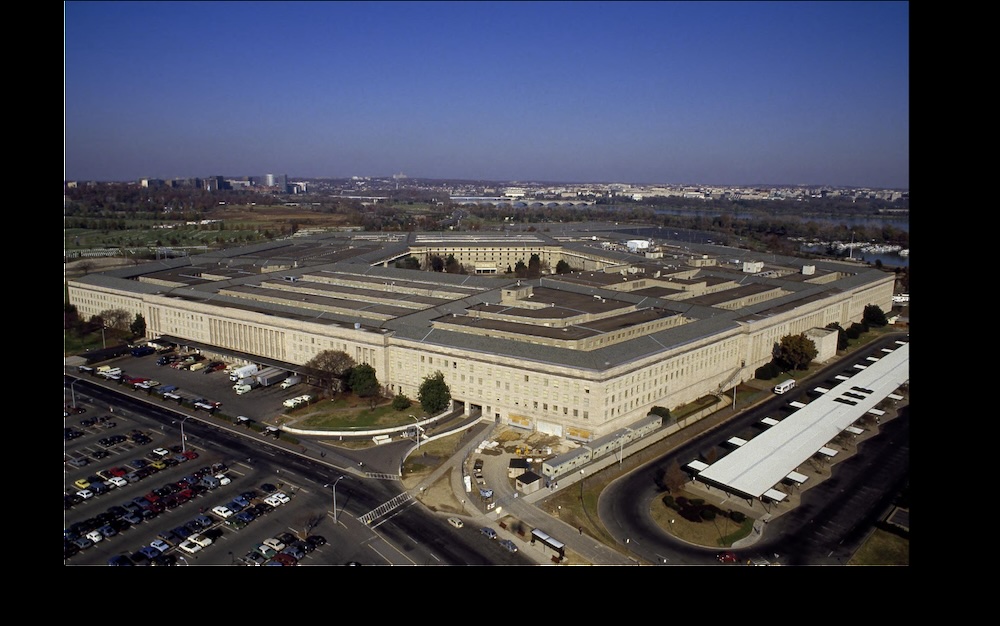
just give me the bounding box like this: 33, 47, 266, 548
579, 469, 585, 501
325, 476, 345, 523
69, 378, 81, 408
409, 414, 420, 449
173, 415, 191, 453
101, 325, 106, 349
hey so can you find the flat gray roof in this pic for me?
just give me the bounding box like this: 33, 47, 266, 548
696, 340, 909, 500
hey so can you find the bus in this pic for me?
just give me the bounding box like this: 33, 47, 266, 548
773, 379, 795, 394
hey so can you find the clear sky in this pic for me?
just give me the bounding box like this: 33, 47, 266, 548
64, 1, 909, 189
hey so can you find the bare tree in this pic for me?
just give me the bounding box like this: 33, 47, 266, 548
304, 349, 356, 396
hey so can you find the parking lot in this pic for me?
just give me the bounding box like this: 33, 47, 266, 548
65, 352, 343, 565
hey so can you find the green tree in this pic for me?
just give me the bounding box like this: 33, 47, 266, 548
395, 256, 420, 270
391, 393, 412, 410
773, 333, 818, 371
863, 304, 888, 327
527, 253, 541, 278
418, 371, 451, 414
444, 254, 464, 273
304, 349, 356, 395
130, 313, 147, 338
348, 364, 381, 408
514, 260, 527, 278
555, 259, 572, 274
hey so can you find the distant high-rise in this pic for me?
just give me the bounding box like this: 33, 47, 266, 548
263, 173, 288, 191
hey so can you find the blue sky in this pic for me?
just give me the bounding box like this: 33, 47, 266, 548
64, 1, 909, 188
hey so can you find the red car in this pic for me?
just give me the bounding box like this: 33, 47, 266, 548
716, 551, 739, 564
108, 467, 127, 477
182, 450, 199, 460
271, 553, 297, 566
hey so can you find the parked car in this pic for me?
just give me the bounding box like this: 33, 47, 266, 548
243, 550, 268, 566
211, 505, 234, 519
150, 539, 171, 552
480, 527, 497, 539
498, 538, 518, 553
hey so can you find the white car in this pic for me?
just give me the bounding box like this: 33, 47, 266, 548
234, 384, 253, 395
264, 493, 289, 507
262, 537, 286, 552
108, 476, 128, 488
211, 505, 234, 519
76, 489, 94, 500
282, 397, 303, 409
178, 539, 203, 554
86, 530, 104, 543
215, 473, 232, 486
150, 539, 171, 552
152, 447, 171, 458
296, 394, 312, 403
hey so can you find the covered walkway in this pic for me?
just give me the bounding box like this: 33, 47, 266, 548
694, 340, 909, 502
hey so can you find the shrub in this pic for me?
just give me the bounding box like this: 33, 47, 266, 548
700, 508, 716, 521
729, 510, 746, 523
391, 393, 412, 410
662, 495, 678, 510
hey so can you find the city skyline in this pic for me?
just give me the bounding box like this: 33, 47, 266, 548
64, 1, 909, 189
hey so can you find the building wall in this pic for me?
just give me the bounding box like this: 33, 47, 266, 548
67, 245, 893, 441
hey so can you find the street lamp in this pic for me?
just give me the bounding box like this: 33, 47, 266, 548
408, 414, 420, 449
579, 469, 585, 501
172, 415, 191, 453
324, 476, 346, 523
69, 378, 81, 409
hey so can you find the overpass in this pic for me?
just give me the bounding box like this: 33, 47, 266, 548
450, 196, 595, 207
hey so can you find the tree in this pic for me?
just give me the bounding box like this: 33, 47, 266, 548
660, 458, 687, 492
444, 254, 464, 274
773, 333, 818, 371
391, 393, 412, 411
130, 313, 147, 338
514, 260, 527, 278
348, 364, 380, 408
100, 308, 131, 333
527, 253, 541, 278
429, 255, 445, 272
304, 349, 356, 395
418, 371, 451, 414
555, 259, 572, 274
863, 304, 888, 327
395, 256, 420, 270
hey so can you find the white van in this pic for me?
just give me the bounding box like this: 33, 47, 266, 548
773, 379, 795, 394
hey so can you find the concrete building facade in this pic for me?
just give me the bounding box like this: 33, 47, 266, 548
67, 229, 893, 442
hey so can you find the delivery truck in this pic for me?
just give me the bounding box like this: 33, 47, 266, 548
279, 375, 302, 390
229, 364, 260, 382
255, 367, 289, 387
